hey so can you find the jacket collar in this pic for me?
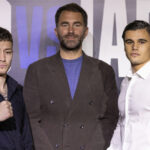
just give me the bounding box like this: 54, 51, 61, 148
127, 61, 150, 80
0, 75, 18, 101
6, 75, 18, 100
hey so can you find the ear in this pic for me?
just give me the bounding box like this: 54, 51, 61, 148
54, 28, 58, 37
84, 27, 88, 38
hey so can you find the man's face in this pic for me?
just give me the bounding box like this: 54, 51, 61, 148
55, 11, 88, 51
124, 29, 150, 71
0, 41, 13, 76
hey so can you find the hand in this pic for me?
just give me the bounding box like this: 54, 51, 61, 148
0, 100, 13, 121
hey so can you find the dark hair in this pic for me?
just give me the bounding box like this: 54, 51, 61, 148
122, 20, 150, 40
55, 3, 88, 27
0, 27, 13, 44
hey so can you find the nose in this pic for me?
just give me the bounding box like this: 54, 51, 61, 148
0, 51, 6, 61
132, 42, 138, 50
68, 25, 74, 33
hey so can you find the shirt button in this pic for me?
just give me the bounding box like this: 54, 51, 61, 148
80, 145, 85, 150
89, 100, 94, 105
97, 114, 104, 120
50, 100, 54, 104
56, 144, 60, 148
80, 124, 84, 129
63, 123, 70, 127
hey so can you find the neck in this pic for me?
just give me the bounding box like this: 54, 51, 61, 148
0, 75, 7, 95
60, 49, 82, 60
132, 61, 150, 73
132, 66, 138, 73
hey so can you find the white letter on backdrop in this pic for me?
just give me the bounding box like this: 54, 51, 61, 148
81, 0, 93, 57
99, 0, 129, 77
137, 0, 150, 22
0, 0, 11, 32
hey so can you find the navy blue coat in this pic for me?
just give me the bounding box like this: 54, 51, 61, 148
0, 75, 33, 150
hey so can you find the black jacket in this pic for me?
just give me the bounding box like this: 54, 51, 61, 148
0, 75, 33, 150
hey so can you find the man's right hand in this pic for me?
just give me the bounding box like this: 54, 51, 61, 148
0, 101, 13, 121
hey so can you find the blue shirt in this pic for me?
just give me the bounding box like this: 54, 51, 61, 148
62, 56, 83, 99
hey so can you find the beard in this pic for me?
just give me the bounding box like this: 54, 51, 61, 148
57, 32, 85, 51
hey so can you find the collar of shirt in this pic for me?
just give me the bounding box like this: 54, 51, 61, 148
126, 61, 150, 80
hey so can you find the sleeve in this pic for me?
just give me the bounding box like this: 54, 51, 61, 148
13, 84, 34, 150
22, 101, 34, 150
99, 63, 119, 149
23, 64, 54, 150
107, 79, 126, 150
107, 116, 122, 150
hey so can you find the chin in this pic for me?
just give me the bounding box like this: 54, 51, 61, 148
0, 71, 7, 76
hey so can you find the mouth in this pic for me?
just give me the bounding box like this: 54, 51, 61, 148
66, 37, 75, 40
130, 53, 140, 57
65, 34, 78, 40
0, 64, 7, 68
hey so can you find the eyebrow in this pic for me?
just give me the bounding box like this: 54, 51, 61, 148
124, 39, 133, 42
74, 21, 82, 24
60, 21, 68, 24
138, 39, 147, 41
4, 48, 13, 51
125, 38, 148, 42
60, 21, 82, 25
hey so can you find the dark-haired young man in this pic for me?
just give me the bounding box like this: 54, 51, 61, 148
24, 3, 118, 150
0, 27, 33, 149
108, 20, 150, 150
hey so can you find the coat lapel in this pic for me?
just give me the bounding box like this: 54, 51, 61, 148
46, 52, 73, 108
65, 53, 98, 120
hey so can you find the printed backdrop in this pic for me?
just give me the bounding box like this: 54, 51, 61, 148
0, 0, 149, 89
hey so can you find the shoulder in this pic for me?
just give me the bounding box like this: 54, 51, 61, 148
30, 54, 57, 68
9, 76, 22, 87
83, 55, 116, 86
7, 76, 24, 103
7, 75, 23, 90
120, 76, 128, 86
84, 54, 114, 73
26, 54, 59, 75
